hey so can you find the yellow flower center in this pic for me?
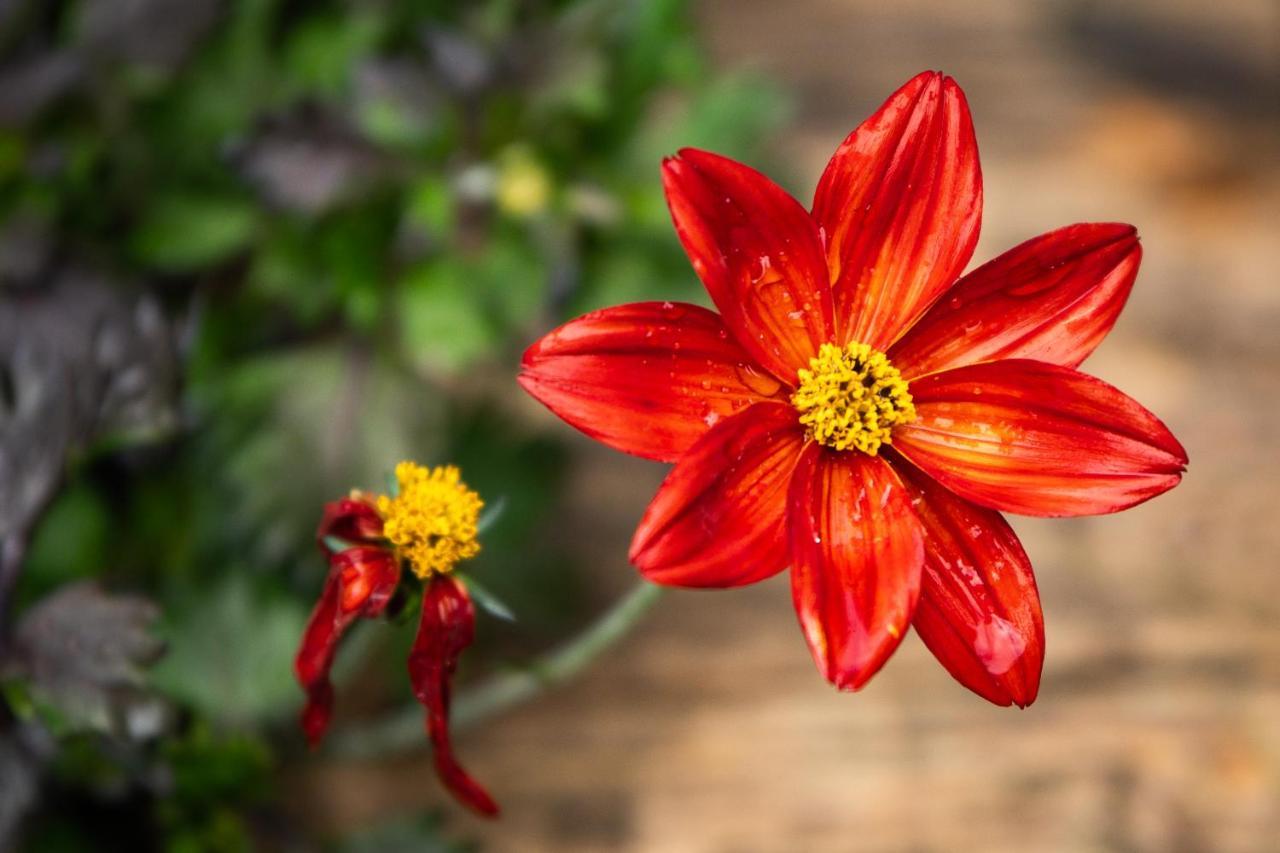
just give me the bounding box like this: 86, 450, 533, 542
791, 342, 916, 455
376, 462, 483, 579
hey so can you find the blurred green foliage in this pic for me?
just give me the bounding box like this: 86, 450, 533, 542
1, 0, 786, 847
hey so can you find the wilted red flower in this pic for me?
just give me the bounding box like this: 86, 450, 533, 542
519, 71, 1187, 705
294, 462, 498, 817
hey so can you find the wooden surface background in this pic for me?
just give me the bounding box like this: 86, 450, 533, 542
297, 1, 1279, 849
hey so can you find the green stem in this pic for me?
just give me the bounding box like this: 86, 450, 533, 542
330, 581, 663, 759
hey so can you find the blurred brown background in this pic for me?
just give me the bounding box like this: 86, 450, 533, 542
299, 1, 1279, 850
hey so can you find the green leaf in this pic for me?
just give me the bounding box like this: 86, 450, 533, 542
131, 194, 258, 272
151, 577, 307, 725
21, 483, 111, 601
404, 176, 454, 235
283, 12, 384, 97
398, 262, 496, 374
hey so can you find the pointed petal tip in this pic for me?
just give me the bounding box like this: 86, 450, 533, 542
1005, 671, 1041, 708
626, 536, 649, 572
827, 661, 880, 692
1086, 221, 1142, 255
438, 767, 501, 818
956, 673, 1041, 709
904, 68, 944, 89
300, 684, 335, 747
518, 338, 539, 368
669, 146, 719, 164
820, 625, 911, 692
910, 69, 965, 102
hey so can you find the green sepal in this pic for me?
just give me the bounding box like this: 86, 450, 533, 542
477, 496, 507, 535
322, 535, 354, 553
457, 573, 516, 623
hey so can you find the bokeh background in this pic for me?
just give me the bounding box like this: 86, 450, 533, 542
0, 0, 1276, 850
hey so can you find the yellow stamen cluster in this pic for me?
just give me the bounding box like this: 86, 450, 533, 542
376, 462, 483, 579
791, 342, 916, 455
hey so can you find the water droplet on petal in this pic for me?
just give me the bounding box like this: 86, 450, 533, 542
973, 616, 1027, 676
735, 364, 783, 397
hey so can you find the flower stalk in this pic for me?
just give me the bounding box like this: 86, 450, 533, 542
330, 580, 663, 759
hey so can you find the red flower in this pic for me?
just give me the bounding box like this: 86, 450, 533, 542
519, 71, 1186, 705
294, 463, 498, 817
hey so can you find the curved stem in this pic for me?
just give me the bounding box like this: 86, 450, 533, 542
330, 581, 663, 759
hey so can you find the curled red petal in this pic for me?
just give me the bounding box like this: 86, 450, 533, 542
812, 70, 982, 350
892, 223, 1141, 378
333, 546, 401, 616
317, 497, 384, 553
294, 547, 400, 747
295, 568, 345, 747
519, 301, 783, 462
787, 444, 924, 690
629, 402, 803, 588
894, 459, 1044, 707
895, 359, 1187, 517
662, 148, 834, 383
410, 574, 499, 818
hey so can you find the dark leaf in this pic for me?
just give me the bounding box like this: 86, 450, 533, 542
423, 27, 494, 94
74, 0, 221, 70
0, 52, 83, 128
0, 271, 181, 542
233, 111, 387, 215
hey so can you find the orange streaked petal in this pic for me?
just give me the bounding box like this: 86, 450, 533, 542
662, 148, 834, 382
294, 547, 400, 747
892, 223, 1141, 378
895, 360, 1187, 517
630, 402, 803, 588
894, 460, 1044, 707
812, 70, 981, 350
787, 444, 924, 690
410, 575, 499, 817
333, 546, 401, 615
519, 301, 783, 462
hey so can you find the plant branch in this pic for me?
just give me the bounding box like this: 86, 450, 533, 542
330, 581, 663, 759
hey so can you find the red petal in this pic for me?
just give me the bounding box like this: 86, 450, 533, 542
519, 301, 785, 462
895, 360, 1187, 517
333, 546, 401, 616
812, 71, 982, 350
295, 569, 344, 746
630, 402, 803, 588
787, 444, 924, 690
892, 223, 1141, 378
294, 547, 400, 747
317, 497, 384, 553
894, 460, 1044, 707
662, 148, 834, 382
410, 575, 499, 817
